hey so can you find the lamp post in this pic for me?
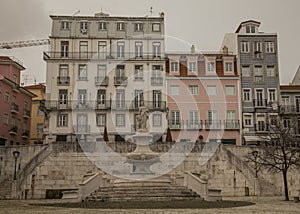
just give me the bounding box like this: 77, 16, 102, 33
252, 150, 259, 178
12, 151, 20, 180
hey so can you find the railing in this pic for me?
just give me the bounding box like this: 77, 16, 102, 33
255, 123, 269, 132
114, 76, 128, 86
224, 120, 240, 130
11, 103, 19, 113
186, 120, 203, 130
43, 52, 165, 61
253, 99, 267, 108
9, 126, 18, 135
205, 120, 222, 130
78, 172, 105, 202
184, 172, 208, 200
94, 76, 109, 86
74, 125, 90, 133
169, 120, 183, 129
17, 144, 52, 191
23, 109, 30, 118
151, 77, 163, 86
45, 100, 73, 110
22, 130, 29, 138
57, 76, 70, 85
281, 105, 300, 114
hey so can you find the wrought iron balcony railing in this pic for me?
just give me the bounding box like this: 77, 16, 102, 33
23, 109, 31, 118
95, 76, 109, 86
57, 76, 70, 85
151, 77, 163, 86
22, 130, 30, 138
10, 125, 18, 135
11, 103, 19, 114
114, 76, 128, 86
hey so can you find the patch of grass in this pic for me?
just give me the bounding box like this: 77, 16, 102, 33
32, 200, 255, 209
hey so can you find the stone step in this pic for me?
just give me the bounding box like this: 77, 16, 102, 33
88, 196, 202, 202
92, 190, 198, 197
94, 186, 187, 191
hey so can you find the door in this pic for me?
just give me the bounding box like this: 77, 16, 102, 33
256, 89, 264, 107
134, 90, 144, 108
153, 90, 161, 109
116, 90, 125, 109
79, 41, 88, 59
58, 89, 68, 108
171, 111, 181, 128
77, 114, 88, 132
98, 41, 107, 59
97, 90, 106, 109
153, 42, 161, 58
61, 41, 69, 58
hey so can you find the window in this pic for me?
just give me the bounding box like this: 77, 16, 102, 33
12, 74, 17, 83
225, 85, 235, 96
99, 21, 107, 30
12, 95, 16, 103
61, 21, 70, 30
243, 89, 251, 101
59, 64, 68, 77
255, 89, 264, 107
152, 23, 161, 32
170, 62, 179, 72
269, 115, 278, 126
188, 85, 199, 95
189, 111, 199, 125
207, 62, 215, 72
78, 64, 87, 80
189, 62, 197, 72
36, 123, 43, 135
206, 85, 217, 96
153, 114, 162, 127
4, 92, 9, 103
57, 114, 68, 127
246, 25, 255, 33
225, 62, 233, 72
241, 41, 250, 53
3, 113, 8, 125
61, 41, 69, 57
207, 110, 218, 124
254, 65, 263, 83
59, 89, 68, 105
135, 42, 143, 58
170, 111, 181, 126
97, 65, 107, 77
80, 22, 88, 32
243, 114, 253, 127
116, 114, 125, 126
134, 90, 144, 108
98, 41, 107, 59
96, 114, 106, 126
170, 85, 180, 95
226, 110, 236, 121
268, 89, 276, 102
153, 90, 161, 109
265, 42, 275, 53
78, 89, 87, 104
283, 118, 291, 128
134, 65, 143, 80
254, 41, 263, 58
281, 96, 290, 107
117, 22, 125, 31
241, 65, 251, 77
117, 42, 125, 58
266, 65, 275, 77
152, 42, 161, 58
134, 23, 143, 31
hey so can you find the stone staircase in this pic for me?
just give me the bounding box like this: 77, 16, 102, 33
85, 180, 202, 202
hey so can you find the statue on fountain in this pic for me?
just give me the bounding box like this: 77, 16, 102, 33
136, 105, 150, 132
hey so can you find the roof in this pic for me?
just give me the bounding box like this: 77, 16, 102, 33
50, 14, 164, 21
0, 56, 25, 70
24, 83, 46, 89
280, 85, 300, 91
235, 20, 261, 33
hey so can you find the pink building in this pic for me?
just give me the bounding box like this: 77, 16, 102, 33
166, 51, 241, 145
0, 56, 36, 146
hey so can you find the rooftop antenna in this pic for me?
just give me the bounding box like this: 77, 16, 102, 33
73, 9, 80, 17
150, 7, 153, 17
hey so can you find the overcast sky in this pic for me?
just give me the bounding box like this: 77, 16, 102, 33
0, 0, 299, 85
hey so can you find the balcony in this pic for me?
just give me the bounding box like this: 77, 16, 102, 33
74, 125, 90, 133
22, 130, 29, 139
12, 84, 20, 93
253, 99, 267, 108
73, 101, 90, 109
114, 77, 128, 86
23, 109, 31, 119
224, 120, 240, 130
280, 105, 300, 114
45, 100, 72, 110
57, 76, 70, 86
205, 120, 221, 130
43, 52, 165, 61
95, 76, 109, 86
9, 126, 18, 135
11, 103, 19, 114
169, 120, 183, 130
151, 77, 163, 86
95, 100, 111, 110
186, 120, 203, 130
255, 124, 269, 132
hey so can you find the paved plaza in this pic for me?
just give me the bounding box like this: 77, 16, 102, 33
0, 197, 299, 214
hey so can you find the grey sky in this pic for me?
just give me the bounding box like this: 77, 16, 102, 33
0, 0, 299, 85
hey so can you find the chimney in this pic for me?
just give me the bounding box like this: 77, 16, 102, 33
191, 45, 195, 54
223, 46, 229, 55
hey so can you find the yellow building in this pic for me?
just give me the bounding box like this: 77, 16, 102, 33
24, 84, 46, 144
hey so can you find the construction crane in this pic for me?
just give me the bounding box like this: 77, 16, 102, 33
0, 39, 49, 49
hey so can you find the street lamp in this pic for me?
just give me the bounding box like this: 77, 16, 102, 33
12, 151, 20, 180
252, 150, 259, 178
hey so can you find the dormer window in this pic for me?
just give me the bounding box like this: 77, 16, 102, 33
188, 62, 197, 72
207, 62, 215, 72
80, 22, 88, 33
246, 25, 255, 33
225, 62, 233, 72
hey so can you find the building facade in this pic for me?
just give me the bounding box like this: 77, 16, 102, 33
24, 84, 46, 144
0, 56, 35, 146
222, 20, 280, 145
166, 50, 241, 145
44, 12, 167, 143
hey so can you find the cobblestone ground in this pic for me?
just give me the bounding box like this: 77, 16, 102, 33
0, 197, 299, 214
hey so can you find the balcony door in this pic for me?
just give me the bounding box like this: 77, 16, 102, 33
59, 89, 68, 108
255, 89, 264, 107
134, 90, 144, 109
153, 90, 161, 109
79, 41, 88, 59
77, 114, 88, 133
98, 41, 107, 59
97, 90, 106, 109
61, 41, 69, 58
116, 90, 125, 109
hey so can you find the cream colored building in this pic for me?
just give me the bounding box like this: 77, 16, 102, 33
44, 12, 167, 143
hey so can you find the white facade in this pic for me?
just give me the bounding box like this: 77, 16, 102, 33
44, 12, 167, 142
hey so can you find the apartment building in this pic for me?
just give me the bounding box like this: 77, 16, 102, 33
166, 49, 241, 145
43, 12, 167, 143
221, 20, 280, 145
0, 56, 35, 146
24, 84, 46, 144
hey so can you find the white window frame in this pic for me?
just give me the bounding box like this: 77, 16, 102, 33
96, 114, 106, 126
188, 85, 199, 95
265, 41, 275, 53
188, 61, 197, 72
243, 88, 252, 102
116, 114, 125, 127
206, 62, 215, 73
241, 65, 251, 77
243, 114, 253, 127
134, 22, 143, 31
134, 65, 143, 80
80, 22, 88, 32
241, 41, 250, 53
3, 113, 9, 125
268, 89, 277, 102
58, 113, 68, 127
253, 41, 263, 58
225, 85, 236, 96
225, 62, 233, 72
206, 85, 217, 96
61, 21, 70, 30
170, 85, 180, 95
170, 61, 179, 72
